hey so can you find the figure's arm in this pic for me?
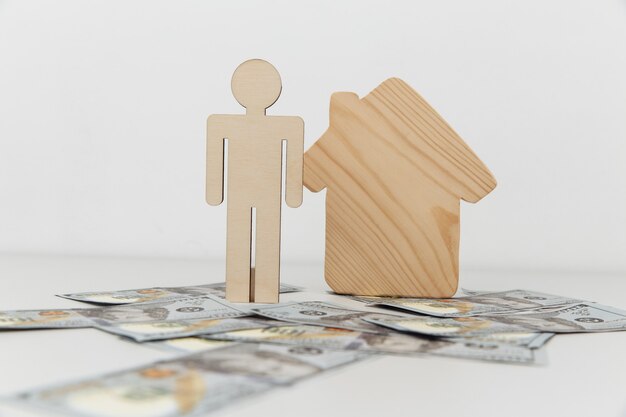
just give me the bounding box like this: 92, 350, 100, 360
206, 115, 226, 206
285, 116, 304, 208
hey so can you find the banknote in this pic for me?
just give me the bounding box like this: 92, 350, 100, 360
191, 282, 303, 299
0, 308, 94, 329
144, 337, 235, 353
333, 309, 554, 348
419, 337, 539, 364
447, 332, 554, 349
0, 296, 247, 332
472, 289, 586, 312
79, 296, 249, 326
251, 301, 404, 333
13, 343, 364, 417
363, 315, 537, 337
461, 288, 490, 296
95, 317, 274, 342
482, 303, 626, 333
58, 283, 302, 305
353, 289, 585, 318
364, 303, 626, 336
203, 325, 537, 364
57, 286, 199, 305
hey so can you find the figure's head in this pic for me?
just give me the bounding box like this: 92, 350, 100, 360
231, 59, 282, 113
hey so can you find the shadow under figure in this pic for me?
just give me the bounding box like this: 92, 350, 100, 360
206, 59, 304, 304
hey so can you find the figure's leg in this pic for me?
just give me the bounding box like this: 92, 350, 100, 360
226, 205, 252, 302
253, 202, 282, 303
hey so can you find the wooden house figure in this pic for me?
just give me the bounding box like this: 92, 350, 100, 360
303, 78, 497, 298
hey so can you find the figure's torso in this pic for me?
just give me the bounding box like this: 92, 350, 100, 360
219, 115, 297, 207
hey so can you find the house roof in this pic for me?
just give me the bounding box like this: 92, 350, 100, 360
305, 77, 497, 203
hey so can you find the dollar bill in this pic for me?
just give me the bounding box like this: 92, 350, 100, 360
460, 288, 489, 296
191, 282, 303, 299
483, 303, 626, 333
203, 325, 537, 364
95, 317, 274, 342
251, 301, 404, 333
79, 296, 249, 326
421, 338, 539, 364
144, 337, 235, 354
0, 296, 248, 331
58, 283, 302, 305
353, 289, 585, 318
0, 308, 94, 329
363, 315, 536, 337
58, 286, 198, 305
363, 303, 626, 336
12, 343, 364, 417
447, 332, 554, 349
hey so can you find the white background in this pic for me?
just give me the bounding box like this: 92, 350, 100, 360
1, 0, 625, 273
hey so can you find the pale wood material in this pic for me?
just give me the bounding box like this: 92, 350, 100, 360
206, 59, 304, 303
303, 78, 496, 298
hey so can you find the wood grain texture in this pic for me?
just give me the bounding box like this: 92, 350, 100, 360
303, 78, 496, 297
206, 59, 304, 303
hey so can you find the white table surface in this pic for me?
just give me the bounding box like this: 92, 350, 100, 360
0, 254, 625, 417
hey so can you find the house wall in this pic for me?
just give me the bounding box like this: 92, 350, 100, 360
0, 0, 624, 273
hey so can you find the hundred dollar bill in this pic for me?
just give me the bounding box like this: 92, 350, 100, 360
251, 301, 404, 333
144, 337, 235, 353
483, 303, 626, 333
58, 283, 302, 305
0, 296, 248, 331
95, 317, 274, 342
203, 325, 537, 364
461, 288, 490, 296
364, 303, 626, 336
447, 332, 554, 349
57, 286, 200, 305
12, 343, 364, 417
190, 282, 303, 300
363, 315, 537, 337
79, 296, 249, 325
0, 308, 94, 329
353, 289, 585, 318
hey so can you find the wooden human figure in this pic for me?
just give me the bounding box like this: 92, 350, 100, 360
206, 59, 304, 303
